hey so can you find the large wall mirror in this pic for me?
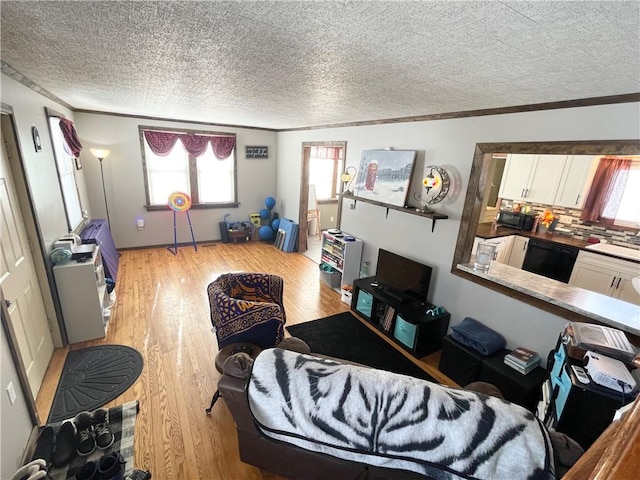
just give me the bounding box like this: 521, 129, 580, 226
451, 139, 640, 324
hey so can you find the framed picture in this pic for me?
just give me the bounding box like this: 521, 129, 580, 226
246, 146, 269, 159
352, 149, 417, 207
74, 156, 82, 170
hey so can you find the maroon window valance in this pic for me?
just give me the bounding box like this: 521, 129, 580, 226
143, 130, 236, 159
58, 117, 83, 157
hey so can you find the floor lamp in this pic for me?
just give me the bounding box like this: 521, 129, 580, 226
90, 148, 112, 230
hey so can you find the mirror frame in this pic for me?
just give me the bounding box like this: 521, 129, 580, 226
451, 139, 640, 324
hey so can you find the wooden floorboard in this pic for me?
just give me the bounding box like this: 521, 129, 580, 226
35, 242, 350, 479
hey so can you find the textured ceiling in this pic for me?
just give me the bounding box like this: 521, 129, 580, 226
1, 1, 639, 130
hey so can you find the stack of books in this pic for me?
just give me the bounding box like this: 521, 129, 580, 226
504, 347, 541, 374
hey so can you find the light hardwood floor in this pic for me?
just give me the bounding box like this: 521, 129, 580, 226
36, 242, 350, 479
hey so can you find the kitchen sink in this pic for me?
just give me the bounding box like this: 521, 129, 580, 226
585, 243, 640, 261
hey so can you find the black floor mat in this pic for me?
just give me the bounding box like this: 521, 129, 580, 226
286, 312, 434, 382
48, 345, 143, 423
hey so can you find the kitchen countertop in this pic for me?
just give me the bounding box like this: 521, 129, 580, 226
476, 223, 640, 263
458, 261, 640, 336
476, 223, 590, 249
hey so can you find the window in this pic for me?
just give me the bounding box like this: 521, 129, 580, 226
308, 146, 343, 201
140, 127, 236, 209
604, 160, 640, 227
48, 114, 83, 231
581, 156, 640, 228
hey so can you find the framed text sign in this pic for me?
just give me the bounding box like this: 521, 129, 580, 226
246, 146, 269, 159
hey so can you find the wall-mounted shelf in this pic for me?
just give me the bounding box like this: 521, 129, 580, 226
342, 194, 448, 232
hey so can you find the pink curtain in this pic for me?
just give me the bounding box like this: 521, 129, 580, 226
181, 134, 210, 157
211, 136, 235, 159
58, 117, 83, 157
143, 131, 180, 156
580, 157, 632, 224
143, 130, 235, 159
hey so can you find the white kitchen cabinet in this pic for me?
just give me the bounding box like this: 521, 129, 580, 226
498, 154, 535, 200
54, 246, 109, 343
569, 251, 640, 306
507, 236, 529, 269
320, 231, 363, 289
473, 236, 514, 265
499, 154, 566, 204
554, 155, 598, 208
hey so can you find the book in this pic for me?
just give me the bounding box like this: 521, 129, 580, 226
506, 347, 541, 367
382, 306, 395, 331
504, 356, 539, 374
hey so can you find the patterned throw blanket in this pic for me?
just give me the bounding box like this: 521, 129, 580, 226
249, 349, 554, 480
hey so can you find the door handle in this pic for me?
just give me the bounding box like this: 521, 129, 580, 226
575, 194, 581, 205
610, 276, 616, 288
4, 299, 11, 309
616, 277, 622, 289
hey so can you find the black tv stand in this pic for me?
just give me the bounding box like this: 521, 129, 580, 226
381, 286, 411, 303
351, 277, 450, 358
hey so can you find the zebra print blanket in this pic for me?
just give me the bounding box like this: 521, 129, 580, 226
248, 349, 554, 480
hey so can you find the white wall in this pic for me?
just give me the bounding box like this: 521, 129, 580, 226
277, 102, 640, 358
1, 322, 33, 478
73, 113, 278, 248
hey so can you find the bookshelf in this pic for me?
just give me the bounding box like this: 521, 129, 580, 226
320, 231, 363, 290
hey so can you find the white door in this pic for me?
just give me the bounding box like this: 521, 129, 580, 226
0, 131, 54, 398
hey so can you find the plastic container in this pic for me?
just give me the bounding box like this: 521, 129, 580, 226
340, 289, 353, 305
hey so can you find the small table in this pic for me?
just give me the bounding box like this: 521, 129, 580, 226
206, 342, 262, 414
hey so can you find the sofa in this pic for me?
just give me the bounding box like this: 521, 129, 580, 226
218, 343, 556, 480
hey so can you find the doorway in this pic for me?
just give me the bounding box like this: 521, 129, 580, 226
298, 142, 346, 262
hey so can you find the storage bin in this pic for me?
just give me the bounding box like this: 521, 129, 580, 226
355, 290, 373, 318
393, 315, 417, 349
340, 289, 353, 305
438, 334, 485, 387
319, 265, 341, 289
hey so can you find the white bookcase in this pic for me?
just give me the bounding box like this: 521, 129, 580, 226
320, 231, 363, 289
54, 245, 109, 343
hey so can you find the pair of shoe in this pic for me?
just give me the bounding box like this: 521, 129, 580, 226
75, 409, 115, 456
75, 452, 125, 480
10, 459, 50, 480
31, 422, 76, 468
31, 408, 115, 468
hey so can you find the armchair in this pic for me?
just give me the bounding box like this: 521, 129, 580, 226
205, 272, 286, 413
207, 272, 286, 349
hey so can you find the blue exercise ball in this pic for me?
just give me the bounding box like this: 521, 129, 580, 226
259, 208, 270, 219
258, 225, 274, 241
271, 218, 280, 230
265, 196, 276, 210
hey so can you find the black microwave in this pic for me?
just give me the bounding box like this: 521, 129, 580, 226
497, 211, 535, 231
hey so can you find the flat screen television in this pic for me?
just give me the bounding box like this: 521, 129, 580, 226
375, 249, 432, 303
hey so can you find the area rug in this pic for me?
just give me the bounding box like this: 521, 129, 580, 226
48, 345, 144, 423
286, 312, 435, 381
46, 400, 139, 480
